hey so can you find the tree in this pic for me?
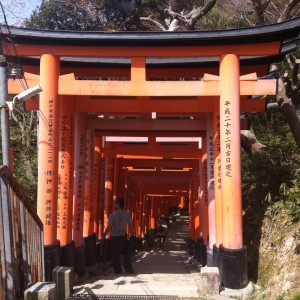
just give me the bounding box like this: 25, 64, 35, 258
24, 0, 157, 31
10, 106, 38, 204
25, 0, 103, 30
141, 0, 218, 30
140, 1, 300, 159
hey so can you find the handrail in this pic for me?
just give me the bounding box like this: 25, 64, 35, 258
0, 165, 44, 300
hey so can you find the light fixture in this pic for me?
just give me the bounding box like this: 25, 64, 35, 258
7, 85, 43, 111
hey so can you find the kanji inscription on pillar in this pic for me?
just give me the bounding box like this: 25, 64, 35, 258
223, 100, 232, 177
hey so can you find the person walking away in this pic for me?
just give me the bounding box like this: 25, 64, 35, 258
156, 220, 167, 248
103, 198, 134, 274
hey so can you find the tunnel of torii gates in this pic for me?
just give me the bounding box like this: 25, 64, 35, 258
1, 17, 300, 289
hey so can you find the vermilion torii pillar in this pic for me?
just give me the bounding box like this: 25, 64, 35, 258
94, 137, 102, 238
57, 95, 74, 268
98, 155, 105, 240
104, 157, 113, 233
219, 54, 247, 289
206, 113, 216, 266
37, 54, 60, 281
188, 173, 195, 258
199, 139, 209, 267
72, 112, 86, 276
137, 190, 143, 237
180, 196, 185, 210
141, 194, 147, 237
83, 129, 96, 267
150, 196, 156, 229
192, 165, 200, 263
213, 97, 222, 269
113, 158, 120, 205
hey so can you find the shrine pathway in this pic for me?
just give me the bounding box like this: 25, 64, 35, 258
71, 215, 202, 299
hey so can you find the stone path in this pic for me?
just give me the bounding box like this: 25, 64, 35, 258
72, 216, 201, 299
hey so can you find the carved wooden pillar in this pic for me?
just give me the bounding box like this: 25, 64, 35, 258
72, 112, 86, 276
37, 54, 60, 280
57, 95, 74, 267
219, 54, 247, 289
206, 113, 216, 266
213, 97, 222, 268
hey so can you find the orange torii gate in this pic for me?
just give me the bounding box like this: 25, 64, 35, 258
2, 17, 300, 289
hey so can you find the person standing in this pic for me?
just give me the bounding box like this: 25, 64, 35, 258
103, 197, 134, 274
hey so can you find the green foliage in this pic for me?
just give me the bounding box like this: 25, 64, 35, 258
242, 110, 300, 204
250, 111, 300, 225
292, 291, 300, 300
9, 114, 38, 206
100, 0, 147, 31
276, 294, 285, 300
201, 5, 251, 30
25, 0, 104, 30
265, 176, 300, 225
242, 109, 300, 274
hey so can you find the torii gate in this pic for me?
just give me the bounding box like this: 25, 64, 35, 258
2, 17, 300, 290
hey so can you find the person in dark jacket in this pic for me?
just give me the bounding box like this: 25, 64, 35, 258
104, 198, 134, 274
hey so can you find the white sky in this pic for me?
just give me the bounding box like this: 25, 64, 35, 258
0, 0, 41, 26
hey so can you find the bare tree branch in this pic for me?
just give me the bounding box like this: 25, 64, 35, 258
251, 0, 267, 25
278, 0, 300, 22
140, 16, 168, 31
188, 0, 218, 28
283, 54, 300, 108
262, 0, 272, 11
164, 7, 189, 26
286, 53, 295, 69
241, 129, 269, 160
163, 0, 217, 30
292, 59, 300, 89
169, 19, 179, 31
267, 102, 279, 109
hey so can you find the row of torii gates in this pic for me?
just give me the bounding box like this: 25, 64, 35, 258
2, 17, 300, 290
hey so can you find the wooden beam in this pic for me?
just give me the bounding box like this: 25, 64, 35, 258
146, 192, 189, 196
203, 72, 258, 81
60, 79, 220, 96
25, 96, 265, 113
104, 149, 201, 159
78, 97, 265, 113
103, 143, 202, 159
129, 177, 190, 188
126, 170, 190, 176
97, 131, 206, 138
22, 64, 269, 79
59, 78, 276, 97
8, 74, 39, 94
122, 158, 195, 169
75, 98, 214, 113
2, 42, 281, 57
129, 174, 190, 185
88, 118, 207, 131
88, 117, 251, 132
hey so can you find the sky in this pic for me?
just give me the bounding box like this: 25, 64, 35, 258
0, 0, 41, 26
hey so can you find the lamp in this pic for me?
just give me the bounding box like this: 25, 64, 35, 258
7, 85, 43, 111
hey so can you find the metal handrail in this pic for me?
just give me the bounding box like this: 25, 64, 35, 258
0, 165, 44, 300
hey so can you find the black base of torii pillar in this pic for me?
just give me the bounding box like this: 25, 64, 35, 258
44, 241, 60, 281
220, 244, 248, 289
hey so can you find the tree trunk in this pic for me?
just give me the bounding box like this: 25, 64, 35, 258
241, 130, 266, 160
277, 77, 300, 148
